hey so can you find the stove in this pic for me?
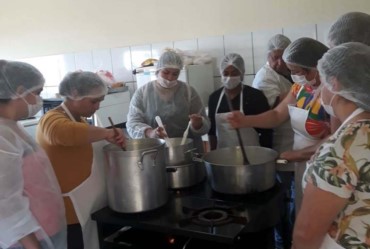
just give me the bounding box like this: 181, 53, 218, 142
91, 181, 284, 249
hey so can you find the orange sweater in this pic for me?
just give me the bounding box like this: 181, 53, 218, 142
36, 109, 92, 225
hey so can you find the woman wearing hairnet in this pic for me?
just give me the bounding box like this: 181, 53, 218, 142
126, 50, 210, 153
0, 60, 66, 248
208, 53, 272, 150
37, 71, 125, 249
228, 38, 331, 214
292, 42, 370, 249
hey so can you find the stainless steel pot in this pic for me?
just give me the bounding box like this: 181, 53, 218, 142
103, 138, 168, 213
166, 161, 206, 189
203, 146, 278, 194
165, 138, 196, 166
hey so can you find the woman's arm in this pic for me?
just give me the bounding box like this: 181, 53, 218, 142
228, 91, 296, 129
19, 233, 41, 249
292, 182, 348, 249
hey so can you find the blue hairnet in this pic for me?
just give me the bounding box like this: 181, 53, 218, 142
282, 37, 329, 69
328, 12, 370, 47
318, 42, 370, 111
156, 51, 184, 71
220, 53, 245, 80
0, 60, 44, 99
267, 34, 291, 52
59, 71, 108, 100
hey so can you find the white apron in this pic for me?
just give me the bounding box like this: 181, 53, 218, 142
317, 108, 364, 249
215, 87, 260, 149
288, 87, 321, 214
61, 103, 108, 249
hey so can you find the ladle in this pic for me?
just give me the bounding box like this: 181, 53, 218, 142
224, 93, 250, 165
181, 121, 191, 145
155, 116, 172, 147
108, 117, 126, 151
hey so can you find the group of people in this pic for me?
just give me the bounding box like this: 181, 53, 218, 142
1, 11, 370, 249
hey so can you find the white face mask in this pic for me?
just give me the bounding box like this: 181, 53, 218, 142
157, 75, 178, 89
291, 72, 317, 86
22, 94, 43, 118
320, 92, 336, 117
222, 76, 241, 89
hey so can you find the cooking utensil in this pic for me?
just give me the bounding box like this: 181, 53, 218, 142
164, 137, 196, 166
108, 117, 126, 151
103, 138, 168, 213
224, 93, 250, 165
155, 116, 172, 147
166, 161, 206, 189
181, 121, 191, 145
201, 146, 277, 194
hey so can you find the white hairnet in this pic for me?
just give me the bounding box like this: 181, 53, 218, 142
328, 12, 370, 47
0, 60, 44, 99
267, 34, 291, 52
282, 37, 329, 69
59, 71, 108, 100
156, 51, 184, 71
318, 42, 370, 111
220, 53, 245, 80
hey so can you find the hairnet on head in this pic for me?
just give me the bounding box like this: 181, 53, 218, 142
267, 34, 291, 52
220, 53, 245, 80
282, 37, 328, 69
156, 51, 184, 72
318, 42, 370, 111
328, 12, 370, 47
0, 60, 44, 99
59, 71, 108, 100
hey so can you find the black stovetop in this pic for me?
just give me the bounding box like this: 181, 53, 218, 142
91, 181, 284, 246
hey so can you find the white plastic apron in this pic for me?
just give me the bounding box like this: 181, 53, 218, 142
61, 103, 108, 249
215, 87, 260, 149
317, 108, 364, 249
288, 87, 321, 214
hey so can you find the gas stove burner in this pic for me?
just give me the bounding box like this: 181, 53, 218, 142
179, 199, 248, 227
193, 208, 232, 226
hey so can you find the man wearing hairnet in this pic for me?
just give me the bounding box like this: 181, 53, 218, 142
37, 71, 125, 249
126, 50, 210, 153
293, 42, 370, 249
0, 60, 67, 249
253, 33, 295, 249
208, 53, 272, 150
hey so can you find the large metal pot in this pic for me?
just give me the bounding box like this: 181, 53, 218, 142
203, 146, 278, 194
103, 138, 168, 213
165, 138, 196, 166
166, 161, 206, 189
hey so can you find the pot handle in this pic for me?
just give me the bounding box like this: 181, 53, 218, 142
166, 166, 178, 173
184, 148, 197, 154
276, 158, 295, 172
192, 153, 204, 163
137, 149, 158, 170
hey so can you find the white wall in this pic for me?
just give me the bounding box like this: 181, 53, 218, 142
1, 0, 370, 59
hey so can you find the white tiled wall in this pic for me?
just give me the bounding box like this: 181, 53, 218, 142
21, 21, 332, 99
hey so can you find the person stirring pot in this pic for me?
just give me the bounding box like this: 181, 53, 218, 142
227, 38, 331, 214
37, 71, 125, 249
208, 53, 272, 150
126, 50, 210, 153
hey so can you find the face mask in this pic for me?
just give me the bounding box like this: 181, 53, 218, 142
291, 74, 307, 85
320, 92, 336, 117
222, 76, 241, 89
157, 75, 178, 89
22, 94, 43, 118
291, 72, 317, 86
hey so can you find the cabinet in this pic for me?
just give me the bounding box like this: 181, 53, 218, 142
135, 64, 214, 106
94, 91, 130, 128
